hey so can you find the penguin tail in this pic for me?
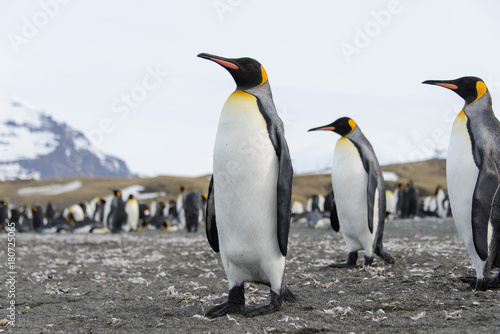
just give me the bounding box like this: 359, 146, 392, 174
376, 247, 395, 264
281, 286, 297, 303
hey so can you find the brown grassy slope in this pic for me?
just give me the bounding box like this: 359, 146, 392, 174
382, 158, 447, 195
0, 159, 446, 209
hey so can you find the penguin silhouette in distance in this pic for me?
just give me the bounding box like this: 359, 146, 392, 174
198, 53, 295, 317
423, 76, 500, 290
309, 117, 395, 267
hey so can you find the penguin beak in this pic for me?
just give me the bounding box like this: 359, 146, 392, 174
422, 80, 458, 90
198, 53, 239, 70
308, 125, 336, 132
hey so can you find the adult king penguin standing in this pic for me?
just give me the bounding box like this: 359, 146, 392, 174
198, 53, 296, 317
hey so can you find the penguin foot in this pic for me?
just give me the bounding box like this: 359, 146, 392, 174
364, 256, 374, 266
376, 248, 395, 264
329, 251, 360, 268
205, 285, 245, 318
475, 278, 488, 291
281, 286, 297, 303
328, 263, 361, 268
205, 302, 245, 318
245, 290, 283, 317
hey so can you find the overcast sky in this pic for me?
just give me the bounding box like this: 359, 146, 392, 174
2, 1, 500, 177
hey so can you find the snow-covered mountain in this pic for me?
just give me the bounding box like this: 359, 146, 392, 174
0, 97, 133, 181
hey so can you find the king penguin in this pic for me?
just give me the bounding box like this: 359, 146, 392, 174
423, 76, 500, 291
308, 117, 395, 267
198, 53, 296, 317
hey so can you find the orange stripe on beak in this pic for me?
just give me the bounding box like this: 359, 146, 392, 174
435, 83, 458, 90
211, 58, 239, 70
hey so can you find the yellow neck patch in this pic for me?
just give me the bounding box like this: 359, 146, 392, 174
348, 119, 357, 133
471, 81, 487, 104
254, 65, 268, 88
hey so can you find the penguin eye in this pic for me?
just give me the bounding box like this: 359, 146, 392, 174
244, 64, 253, 70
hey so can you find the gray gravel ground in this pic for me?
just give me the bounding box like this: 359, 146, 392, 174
1, 218, 500, 333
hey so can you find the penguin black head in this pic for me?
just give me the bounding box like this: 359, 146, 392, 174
198, 53, 268, 90
308, 117, 357, 137
422, 76, 488, 105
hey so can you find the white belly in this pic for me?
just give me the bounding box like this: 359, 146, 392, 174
447, 111, 486, 278
332, 138, 376, 255
213, 90, 284, 286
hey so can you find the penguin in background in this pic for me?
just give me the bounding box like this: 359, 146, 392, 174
176, 186, 187, 230
92, 198, 106, 225
395, 183, 405, 218
107, 190, 127, 233
423, 76, 500, 290
198, 53, 295, 317
45, 202, 55, 220
183, 192, 205, 233
309, 117, 395, 267
403, 180, 418, 219
124, 194, 139, 232
32, 205, 46, 231
0, 200, 10, 232
435, 185, 450, 219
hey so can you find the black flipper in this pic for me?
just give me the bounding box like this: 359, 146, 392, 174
351, 139, 378, 234
472, 155, 499, 261
275, 131, 293, 257
254, 91, 293, 257
205, 176, 219, 253
365, 163, 378, 234
330, 198, 340, 232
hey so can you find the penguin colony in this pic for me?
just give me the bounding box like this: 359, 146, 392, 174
1, 186, 205, 234
2, 54, 499, 317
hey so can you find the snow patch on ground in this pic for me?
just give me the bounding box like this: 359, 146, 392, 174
17, 180, 83, 196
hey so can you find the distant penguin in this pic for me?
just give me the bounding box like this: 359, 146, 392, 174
68, 204, 85, 222
395, 183, 405, 218
424, 76, 500, 290
107, 190, 127, 233
385, 190, 395, 219
124, 194, 139, 232
403, 181, 418, 219
291, 200, 304, 216
435, 185, 450, 218
0, 200, 9, 232
92, 198, 106, 225
199, 53, 295, 317
138, 203, 150, 229
176, 186, 187, 230
183, 192, 205, 233
309, 117, 395, 267
9, 208, 22, 231
306, 194, 325, 212
45, 202, 55, 220
32, 205, 46, 230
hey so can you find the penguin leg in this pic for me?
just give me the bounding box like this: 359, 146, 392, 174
205, 285, 245, 318
364, 255, 374, 266
329, 251, 360, 268
245, 286, 296, 317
